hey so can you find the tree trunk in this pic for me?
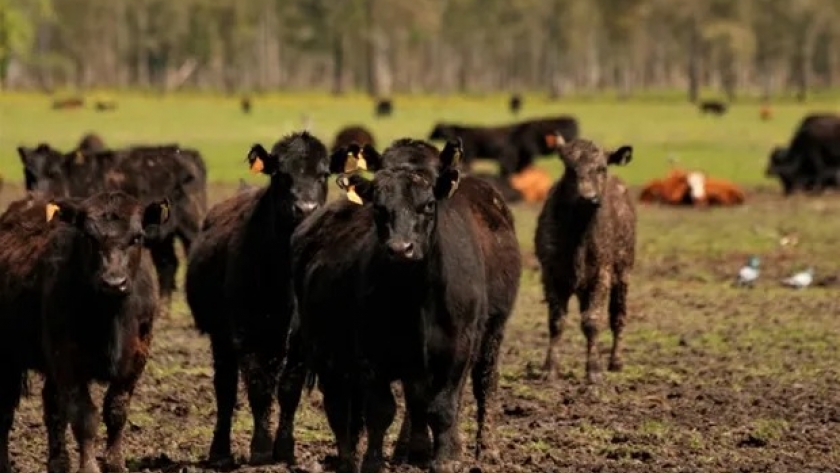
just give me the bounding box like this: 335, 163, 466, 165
332, 34, 345, 95
687, 19, 700, 103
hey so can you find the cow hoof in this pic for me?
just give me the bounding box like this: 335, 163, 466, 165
273, 437, 295, 465
205, 451, 234, 469
608, 359, 623, 372
75, 460, 101, 473
101, 458, 126, 473
361, 456, 385, 473
47, 456, 70, 473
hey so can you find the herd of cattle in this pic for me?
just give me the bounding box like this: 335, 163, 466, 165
0, 106, 836, 473
1, 125, 636, 473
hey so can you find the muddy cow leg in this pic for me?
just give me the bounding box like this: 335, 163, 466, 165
471, 312, 507, 462
42, 378, 70, 473
579, 272, 611, 384
542, 285, 573, 380
207, 333, 238, 466
321, 376, 363, 473
361, 379, 396, 473
240, 351, 280, 465
427, 357, 471, 473
393, 381, 432, 467
608, 276, 629, 372
274, 329, 306, 464
148, 235, 178, 314
67, 384, 101, 473
0, 369, 23, 473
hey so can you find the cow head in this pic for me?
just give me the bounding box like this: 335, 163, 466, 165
46, 192, 170, 296
765, 146, 789, 177
246, 131, 330, 220
336, 138, 462, 262
552, 133, 632, 207
17, 144, 70, 196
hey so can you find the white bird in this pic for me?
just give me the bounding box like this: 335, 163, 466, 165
782, 267, 814, 289
736, 256, 761, 287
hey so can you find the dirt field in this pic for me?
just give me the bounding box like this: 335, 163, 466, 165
3, 181, 839, 473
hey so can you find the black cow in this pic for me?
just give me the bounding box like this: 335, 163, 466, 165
375, 99, 393, 117
509, 94, 522, 115
699, 100, 728, 115
765, 113, 840, 194
0, 191, 168, 473
184, 131, 331, 467
508, 116, 580, 172
428, 123, 518, 176
281, 138, 521, 473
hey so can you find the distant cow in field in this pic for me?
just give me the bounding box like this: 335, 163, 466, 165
16, 143, 208, 308
428, 122, 518, 175
640, 168, 745, 206
279, 138, 521, 473
94, 100, 118, 112
331, 125, 376, 151
760, 104, 773, 121
765, 113, 840, 194
77, 132, 106, 153
51, 97, 84, 110
0, 191, 168, 473
241, 96, 252, 114
536, 134, 636, 383
509, 165, 553, 203
184, 131, 332, 467
509, 94, 522, 115
698, 100, 727, 116
375, 98, 393, 117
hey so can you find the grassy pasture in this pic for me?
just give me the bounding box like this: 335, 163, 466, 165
0, 92, 839, 472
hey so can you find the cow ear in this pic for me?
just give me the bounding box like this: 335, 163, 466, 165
142, 199, 171, 228
608, 146, 633, 166
336, 173, 373, 205
46, 200, 86, 227
17, 147, 30, 165
434, 168, 462, 200
246, 144, 279, 175
439, 138, 463, 169
330, 143, 382, 174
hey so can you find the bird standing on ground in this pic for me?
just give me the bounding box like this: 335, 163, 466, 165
782, 267, 813, 289
736, 256, 761, 287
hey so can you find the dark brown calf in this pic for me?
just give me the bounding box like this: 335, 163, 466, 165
331, 125, 376, 151
535, 135, 636, 383
0, 191, 168, 473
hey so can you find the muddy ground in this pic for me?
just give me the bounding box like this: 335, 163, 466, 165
3, 183, 839, 473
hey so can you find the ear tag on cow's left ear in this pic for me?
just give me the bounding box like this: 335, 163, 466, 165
46, 203, 60, 222
346, 186, 363, 205
356, 150, 368, 170
447, 172, 461, 199
74, 151, 84, 165
249, 157, 264, 174
160, 202, 170, 222
344, 152, 358, 173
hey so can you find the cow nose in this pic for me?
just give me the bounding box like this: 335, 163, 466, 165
582, 195, 600, 206
387, 240, 415, 259
295, 201, 319, 215
102, 275, 128, 293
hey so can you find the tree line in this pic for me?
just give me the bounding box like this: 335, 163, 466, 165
1, 0, 839, 101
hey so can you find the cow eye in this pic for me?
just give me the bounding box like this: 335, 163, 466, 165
422, 201, 435, 214
130, 234, 143, 245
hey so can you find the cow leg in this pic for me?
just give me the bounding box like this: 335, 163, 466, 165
608, 277, 629, 372
361, 379, 396, 473
0, 369, 23, 473
148, 236, 178, 314
207, 333, 238, 467
102, 377, 141, 473
240, 351, 280, 465
427, 357, 470, 473
471, 313, 506, 462
274, 328, 306, 464
67, 384, 101, 473
321, 376, 362, 473
542, 286, 572, 380
42, 378, 70, 473
579, 273, 610, 384
393, 381, 431, 467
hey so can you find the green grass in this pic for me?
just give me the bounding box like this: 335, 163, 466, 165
2, 91, 838, 186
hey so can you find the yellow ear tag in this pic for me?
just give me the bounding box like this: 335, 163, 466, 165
344, 152, 358, 173
346, 185, 363, 205
160, 203, 170, 222
249, 157, 264, 174
46, 203, 60, 222
356, 150, 368, 170
452, 149, 462, 166
447, 176, 460, 199
74, 151, 84, 164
